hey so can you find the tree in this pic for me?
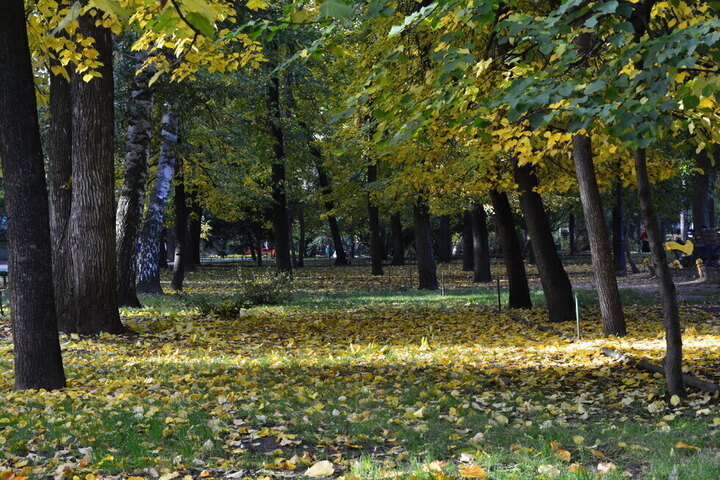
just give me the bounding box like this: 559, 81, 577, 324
414, 200, 438, 290
137, 107, 177, 294
368, 163, 384, 276
0, 0, 66, 390
172, 160, 188, 291
490, 190, 532, 309
116, 52, 154, 307
515, 163, 575, 323
470, 204, 492, 283
68, 11, 124, 334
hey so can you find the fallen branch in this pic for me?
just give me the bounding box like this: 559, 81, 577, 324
601, 348, 719, 393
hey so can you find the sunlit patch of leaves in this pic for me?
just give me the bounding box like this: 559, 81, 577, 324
0, 264, 717, 479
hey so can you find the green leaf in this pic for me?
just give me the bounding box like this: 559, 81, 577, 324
183, 0, 218, 20
91, 0, 129, 20
584, 79, 606, 95
186, 12, 215, 37
53, 1, 82, 35
682, 95, 700, 110
320, 0, 353, 19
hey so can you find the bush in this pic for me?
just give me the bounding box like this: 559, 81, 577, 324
238, 268, 293, 306
182, 295, 246, 318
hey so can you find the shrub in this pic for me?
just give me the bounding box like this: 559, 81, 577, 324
182, 295, 246, 318
237, 268, 293, 306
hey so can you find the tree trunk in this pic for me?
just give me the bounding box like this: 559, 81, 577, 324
462, 210, 474, 271
316, 167, 349, 266
490, 190, 532, 309
692, 148, 717, 229
289, 213, 299, 269
471, 203, 492, 283
160, 227, 169, 269
571, 134, 626, 336
368, 164, 384, 276
635, 148, 684, 396
266, 75, 292, 273
391, 213, 405, 265
612, 181, 627, 277
116, 53, 153, 308
69, 14, 123, 334
171, 162, 187, 291
568, 212, 576, 255
414, 201, 438, 290
0, 0, 66, 390
438, 215, 452, 263
298, 207, 305, 268
515, 163, 574, 322
49, 54, 75, 330
137, 108, 177, 294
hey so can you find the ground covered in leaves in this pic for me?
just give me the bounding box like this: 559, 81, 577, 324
0, 260, 718, 480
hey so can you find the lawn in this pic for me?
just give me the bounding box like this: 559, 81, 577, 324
0, 261, 718, 480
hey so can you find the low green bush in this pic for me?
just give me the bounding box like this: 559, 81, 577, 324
237, 268, 293, 305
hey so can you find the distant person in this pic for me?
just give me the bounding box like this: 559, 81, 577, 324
639, 226, 650, 252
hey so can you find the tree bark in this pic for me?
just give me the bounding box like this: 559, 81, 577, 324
316, 166, 349, 266
490, 190, 532, 309
171, 162, 187, 291
471, 203, 492, 283
462, 210, 474, 271
116, 53, 153, 308
635, 148, 684, 396
612, 180, 627, 276
298, 206, 305, 268
515, 164, 574, 322
368, 163, 384, 276
49, 54, 75, 330
414, 201, 438, 290
624, 214, 641, 274
571, 135, 626, 336
266, 75, 292, 273
568, 212, 576, 255
69, 14, 123, 334
391, 213, 405, 265
438, 215, 452, 263
137, 108, 177, 294
0, 0, 66, 390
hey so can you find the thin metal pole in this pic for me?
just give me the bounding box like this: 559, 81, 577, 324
496, 276, 501, 312
441, 273, 445, 297
575, 292, 581, 340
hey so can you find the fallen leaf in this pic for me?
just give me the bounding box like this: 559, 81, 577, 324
459, 464, 487, 478
306, 460, 334, 478
537, 465, 561, 478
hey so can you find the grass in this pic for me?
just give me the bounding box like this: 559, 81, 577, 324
0, 260, 718, 479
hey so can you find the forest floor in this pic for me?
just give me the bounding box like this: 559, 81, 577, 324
0, 258, 718, 480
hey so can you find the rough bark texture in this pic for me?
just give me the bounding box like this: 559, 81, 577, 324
0, 0, 67, 390
515, 164, 574, 322
635, 149, 685, 396
490, 190, 532, 309
49, 56, 75, 331
571, 135, 626, 336
69, 15, 123, 334
414, 201, 438, 290
266, 75, 292, 273
391, 213, 405, 265
171, 163, 187, 291
368, 164, 384, 276
462, 210, 474, 271
471, 204, 492, 283
317, 166, 348, 265
438, 215, 452, 263
137, 108, 177, 294
612, 181, 627, 276
116, 54, 153, 308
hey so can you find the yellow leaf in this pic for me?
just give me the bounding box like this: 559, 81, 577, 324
536, 465, 560, 478
590, 449, 606, 458
556, 449, 571, 462
670, 395, 680, 406
459, 464, 487, 478
306, 461, 334, 478
246, 0, 269, 10
597, 462, 617, 476
675, 442, 700, 450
